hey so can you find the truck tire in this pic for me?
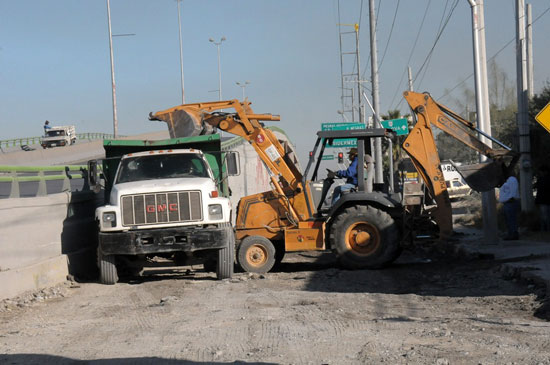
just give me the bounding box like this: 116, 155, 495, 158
98, 247, 118, 285
237, 235, 276, 273
330, 205, 400, 269
216, 223, 235, 279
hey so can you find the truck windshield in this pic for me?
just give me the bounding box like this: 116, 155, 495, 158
46, 130, 66, 137
116, 153, 209, 183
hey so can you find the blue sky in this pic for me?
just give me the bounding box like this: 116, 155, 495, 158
1, 0, 549, 162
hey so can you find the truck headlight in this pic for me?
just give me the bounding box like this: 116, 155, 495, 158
208, 204, 223, 220
102, 212, 116, 227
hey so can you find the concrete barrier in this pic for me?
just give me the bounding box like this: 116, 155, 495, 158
0, 191, 99, 300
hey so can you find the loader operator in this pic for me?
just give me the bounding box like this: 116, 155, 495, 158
329, 148, 359, 204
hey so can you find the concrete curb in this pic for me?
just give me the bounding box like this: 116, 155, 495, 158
0, 255, 69, 301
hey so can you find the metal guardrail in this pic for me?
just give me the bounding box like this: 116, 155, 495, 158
0, 165, 88, 198
0, 133, 117, 150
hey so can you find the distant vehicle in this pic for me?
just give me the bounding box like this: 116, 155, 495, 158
441, 161, 472, 199
445, 178, 472, 199
41, 125, 76, 148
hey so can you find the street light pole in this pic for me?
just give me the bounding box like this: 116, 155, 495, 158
236, 81, 250, 100
209, 37, 226, 101
106, 0, 118, 138
176, 0, 185, 104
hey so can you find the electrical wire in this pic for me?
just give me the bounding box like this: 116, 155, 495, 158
388, 0, 432, 109
415, 0, 459, 87
437, 4, 550, 102
392, 0, 459, 110
378, 0, 401, 72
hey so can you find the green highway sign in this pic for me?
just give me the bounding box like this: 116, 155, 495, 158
321, 122, 365, 148
380, 118, 409, 136
321, 154, 334, 160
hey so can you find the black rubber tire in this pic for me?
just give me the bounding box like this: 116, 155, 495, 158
330, 205, 400, 269
98, 247, 118, 285
216, 223, 235, 279
237, 236, 276, 273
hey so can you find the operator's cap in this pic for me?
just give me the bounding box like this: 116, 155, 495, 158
348, 148, 358, 156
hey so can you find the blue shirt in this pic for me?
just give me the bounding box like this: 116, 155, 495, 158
336, 157, 358, 185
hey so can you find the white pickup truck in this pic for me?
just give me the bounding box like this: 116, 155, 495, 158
89, 138, 237, 284
41, 125, 76, 148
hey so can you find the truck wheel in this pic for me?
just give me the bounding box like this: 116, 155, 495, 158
97, 247, 118, 285
216, 223, 235, 279
330, 205, 400, 269
237, 236, 276, 273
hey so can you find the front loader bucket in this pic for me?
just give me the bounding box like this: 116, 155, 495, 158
452, 161, 506, 192
150, 108, 216, 138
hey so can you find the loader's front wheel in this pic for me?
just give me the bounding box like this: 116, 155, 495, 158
237, 236, 276, 274
330, 205, 400, 269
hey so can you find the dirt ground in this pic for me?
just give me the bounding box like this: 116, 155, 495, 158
1, 248, 549, 365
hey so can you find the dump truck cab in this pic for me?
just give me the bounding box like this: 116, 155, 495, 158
89, 135, 237, 284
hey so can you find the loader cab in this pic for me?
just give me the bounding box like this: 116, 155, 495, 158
303, 128, 402, 217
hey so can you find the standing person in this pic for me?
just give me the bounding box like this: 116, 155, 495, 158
535, 166, 550, 231
330, 148, 359, 205
43, 120, 51, 134
498, 169, 520, 240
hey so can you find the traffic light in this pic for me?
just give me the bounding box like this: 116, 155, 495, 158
337, 152, 344, 164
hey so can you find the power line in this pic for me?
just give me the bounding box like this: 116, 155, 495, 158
438, 4, 550, 102
414, 0, 459, 86
378, 0, 401, 72
392, 0, 458, 111
388, 0, 431, 109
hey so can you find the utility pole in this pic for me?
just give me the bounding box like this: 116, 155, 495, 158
526, 3, 534, 99
176, 0, 185, 104
515, 0, 534, 212
209, 37, 226, 101
468, 0, 499, 244
106, 0, 118, 138
368, 0, 383, 184
354, 24, 363, 125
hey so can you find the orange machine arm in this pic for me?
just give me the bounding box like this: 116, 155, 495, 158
150, 100, 312, 223
402, 91, 518, 240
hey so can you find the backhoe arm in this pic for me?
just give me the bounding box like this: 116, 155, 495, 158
402, 91, 518, 240
150, 100, 312, 223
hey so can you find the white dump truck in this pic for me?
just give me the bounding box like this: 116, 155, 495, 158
88, 136, 237, 284
41, 125, 76, 148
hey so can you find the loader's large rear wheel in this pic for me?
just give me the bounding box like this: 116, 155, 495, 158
330, 205, 400, 269
237, 236, 276, 274
216, 223, 235, 280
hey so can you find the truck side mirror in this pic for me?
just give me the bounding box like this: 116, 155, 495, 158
226, 151, 240, 176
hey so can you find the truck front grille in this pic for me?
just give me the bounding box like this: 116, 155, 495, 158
121, 191, 202, 226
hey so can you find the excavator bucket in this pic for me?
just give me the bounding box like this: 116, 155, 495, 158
452, 161, 506, 192
150, 107, 216, 138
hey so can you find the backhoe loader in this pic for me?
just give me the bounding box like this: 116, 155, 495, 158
149, 91, 517, 273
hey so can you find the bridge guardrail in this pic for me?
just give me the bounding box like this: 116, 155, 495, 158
0, 133, 117, 151
0, 165, 88, 198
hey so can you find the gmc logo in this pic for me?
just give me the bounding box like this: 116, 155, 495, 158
146, 203, 178, 213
